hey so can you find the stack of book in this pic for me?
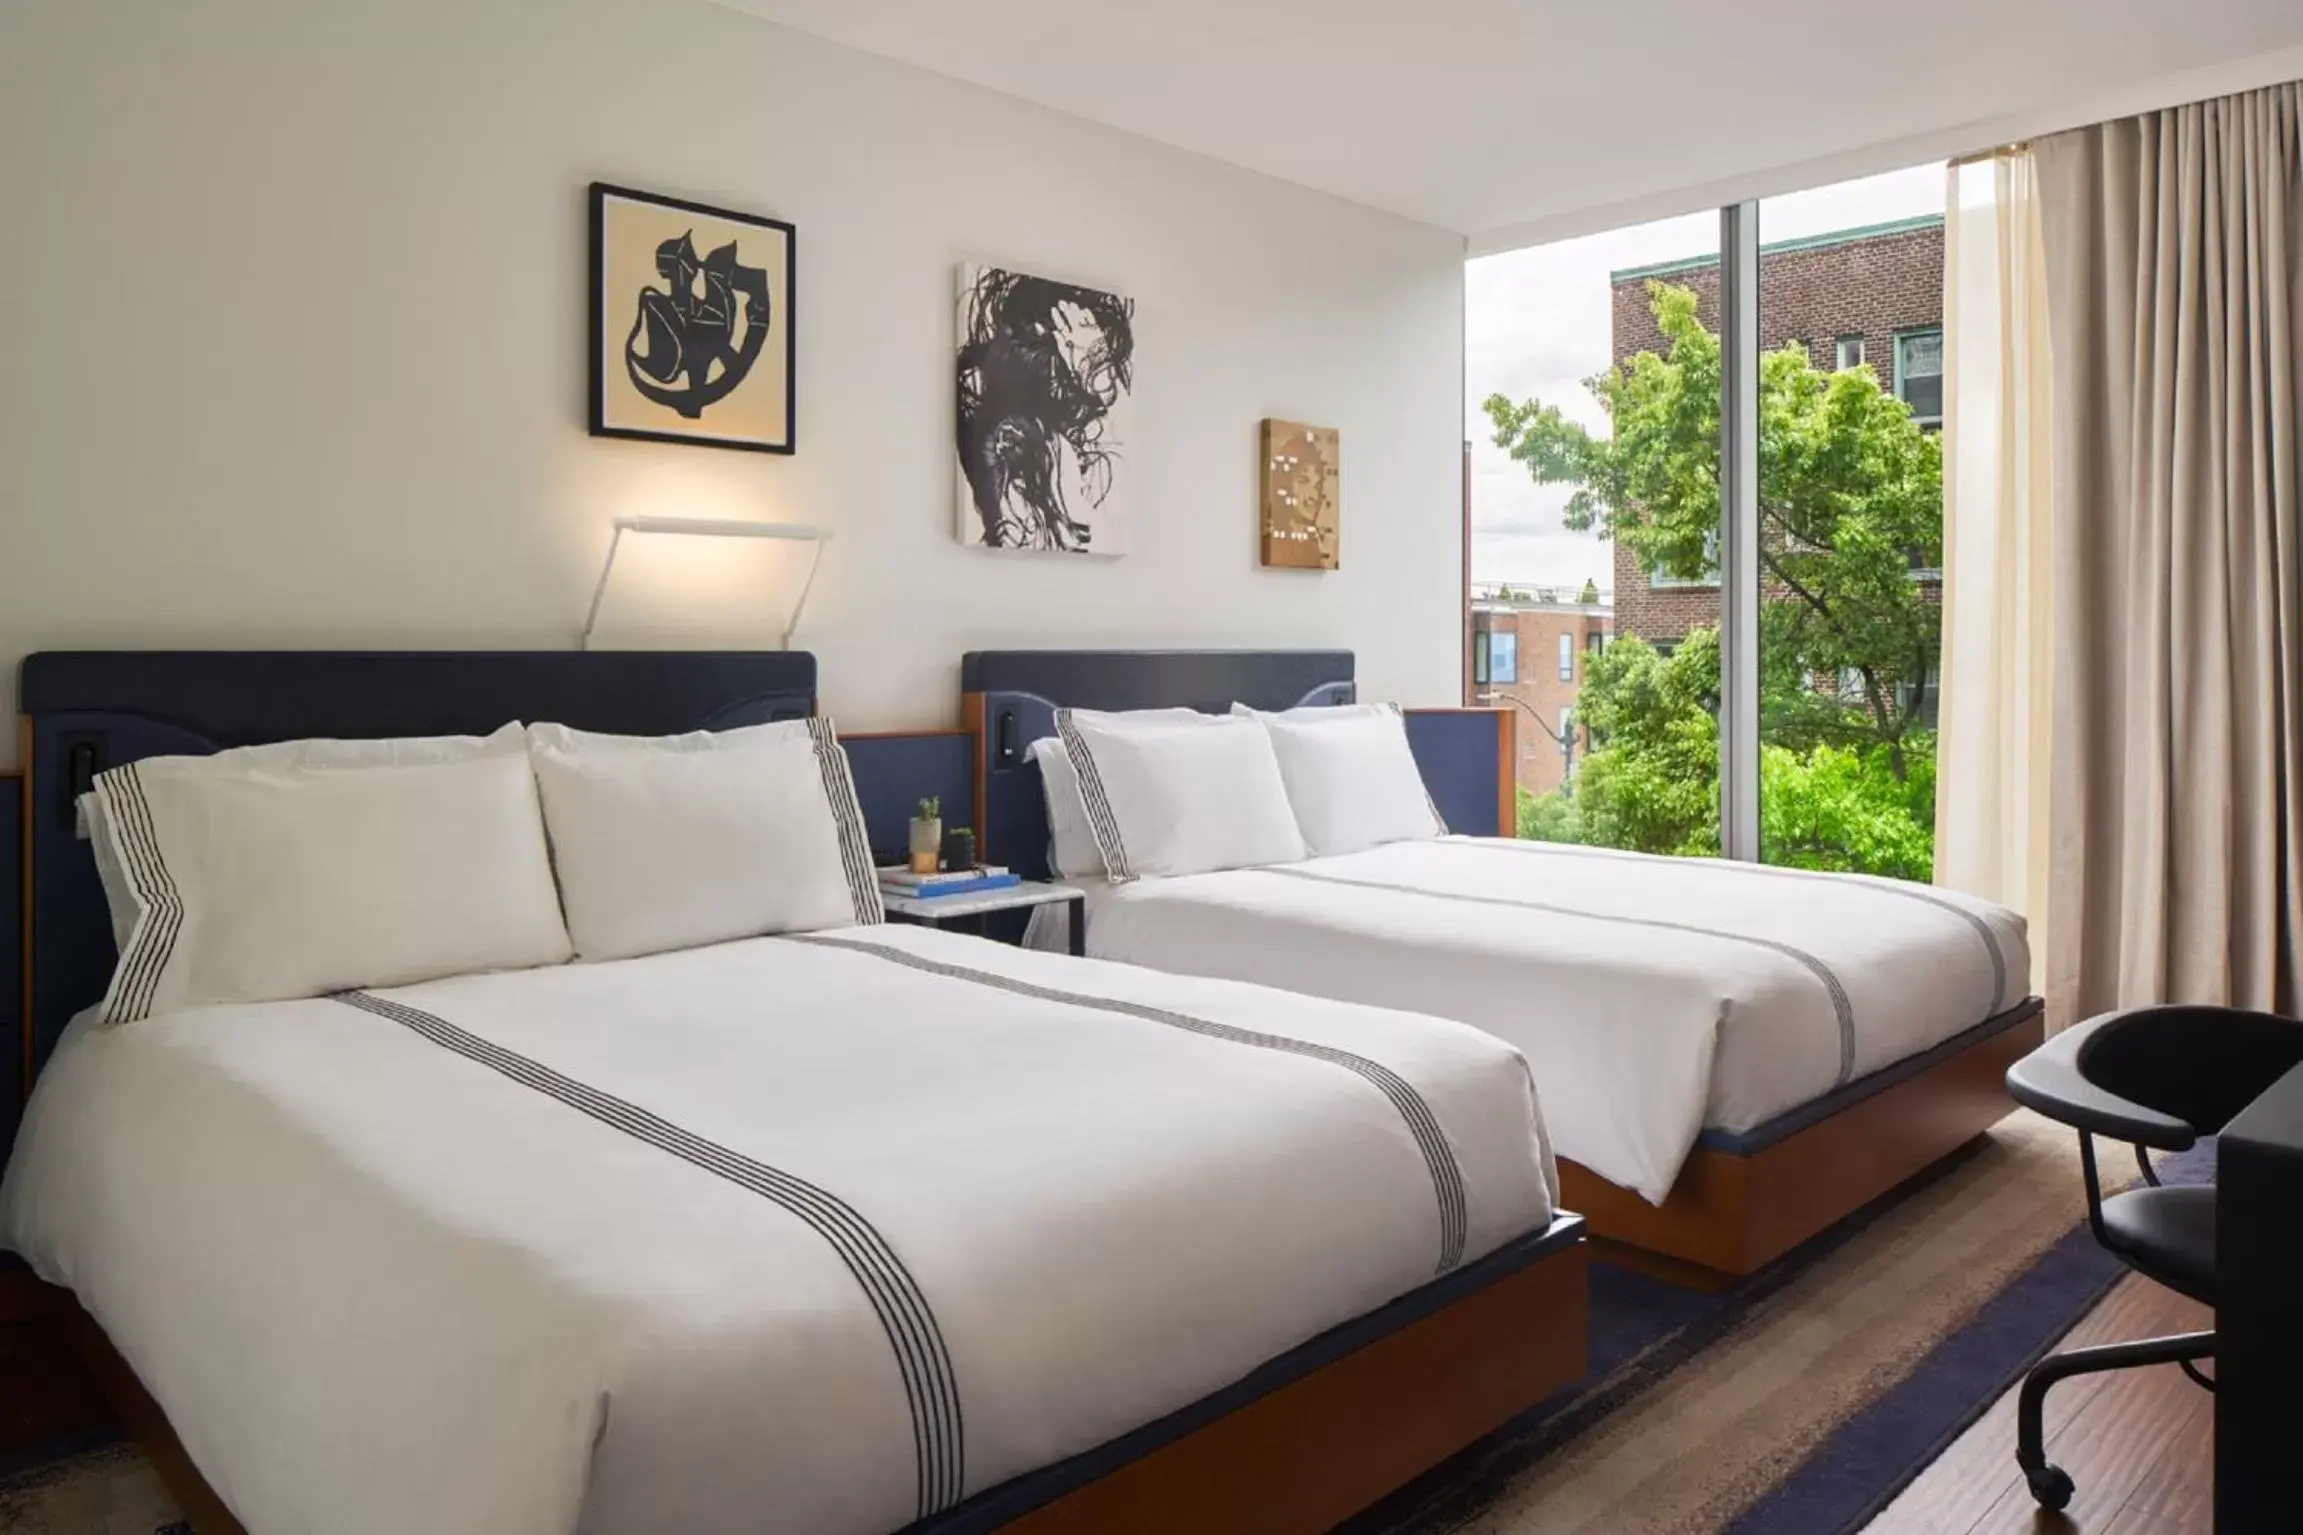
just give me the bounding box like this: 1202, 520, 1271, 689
878, 865, 1022, 899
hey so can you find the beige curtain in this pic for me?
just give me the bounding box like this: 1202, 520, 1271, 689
1936, 152, 2056, 1006
2035, 82, 2303, 1022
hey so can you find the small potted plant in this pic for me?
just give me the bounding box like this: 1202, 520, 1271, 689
941, 824, 976, 874
910, 797, 943, 874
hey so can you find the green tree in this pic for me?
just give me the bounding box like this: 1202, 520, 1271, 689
1559, 631, 1721, 856
1518, 629, 1938, 875
1516, 785, 1583, 844
1760, 738, 1937, 880
1486, 282, 1943, 876
1484, 282, 1942, 778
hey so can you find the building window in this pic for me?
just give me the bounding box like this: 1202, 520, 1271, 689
1558, 632, 1575, 681
1894, 328, 1943, 425
1900, 665, 1941, 729
1586, 630, 1605, 656
1836, 334, 1865, 371
1649, 528, 1720, 589
1488, 631, 1518, 683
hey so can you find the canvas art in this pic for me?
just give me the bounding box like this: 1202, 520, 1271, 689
590, 183, 795, 453
955, 265, 1136, 555
1260, 419, 1340, 569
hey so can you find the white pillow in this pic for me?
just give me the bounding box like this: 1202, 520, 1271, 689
527, 717, 882, 961
1056, 708, 1306, 881
82, 727, 529, 951
90, 725, 573, 1024
1234, 702, 1446, 856
1029, 708, 1209, 879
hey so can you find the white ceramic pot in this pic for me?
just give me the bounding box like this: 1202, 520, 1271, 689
909, 816, 942, 873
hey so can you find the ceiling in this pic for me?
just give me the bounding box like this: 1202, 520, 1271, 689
715, 0, 2303, 248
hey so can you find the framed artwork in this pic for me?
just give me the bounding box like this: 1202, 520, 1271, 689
955, 264, 1136, 555
590, 182, 795, 454
1259, 419, 1340, 569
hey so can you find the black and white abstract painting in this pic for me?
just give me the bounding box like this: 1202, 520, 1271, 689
591, 183, 795, 453
955, 265, 1136, 555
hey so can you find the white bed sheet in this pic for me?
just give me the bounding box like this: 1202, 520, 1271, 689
0, 925, 1556, 1535
1043, 837, 2027, 1204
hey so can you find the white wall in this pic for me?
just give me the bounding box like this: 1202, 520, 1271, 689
0, 0, 1467, 766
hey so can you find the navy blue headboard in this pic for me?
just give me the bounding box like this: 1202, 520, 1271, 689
840, 732, 976, 869
959, 649, 1511, 880
1400, 709, 1517, 842
15, 651, 819, 1105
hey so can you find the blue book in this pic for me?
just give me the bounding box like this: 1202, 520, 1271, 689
886, 872, 1023, 899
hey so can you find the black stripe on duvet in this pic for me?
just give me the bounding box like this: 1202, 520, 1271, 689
788, 933, 1470, 1275
1260, 864, 1861, 1088
100, 763, 185, 1025
1456, 837, 2010, 1015
328, 990, 965, 1518
1054, 710, 1135, 882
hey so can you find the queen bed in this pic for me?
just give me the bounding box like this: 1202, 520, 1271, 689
963, 648, 2044, 1285
3, 651, 1586, 1535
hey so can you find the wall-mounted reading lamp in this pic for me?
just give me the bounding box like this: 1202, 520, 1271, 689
581, 515, 831, 651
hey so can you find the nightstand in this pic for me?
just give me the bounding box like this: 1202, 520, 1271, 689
881, 880, 1087, 956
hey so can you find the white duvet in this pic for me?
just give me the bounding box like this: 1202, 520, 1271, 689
1053, 837, 2027, 1204
0, 926, 1556, 1535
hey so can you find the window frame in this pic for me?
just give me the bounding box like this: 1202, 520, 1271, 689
1893, 326, 1944, 426
1489, 630, 1519, 684
1647, 527, 1721, 590
1483, 200, 1939, 868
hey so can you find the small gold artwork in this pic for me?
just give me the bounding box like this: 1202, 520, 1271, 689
1259, 419, 1340, 570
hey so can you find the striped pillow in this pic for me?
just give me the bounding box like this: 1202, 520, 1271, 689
1056, 708, 1306, 881
92, 726, 573, 1023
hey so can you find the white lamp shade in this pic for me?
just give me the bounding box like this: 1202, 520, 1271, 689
583, 516, 830, 651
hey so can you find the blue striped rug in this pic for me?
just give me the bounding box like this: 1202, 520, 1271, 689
1349, 1126, 2211, 1535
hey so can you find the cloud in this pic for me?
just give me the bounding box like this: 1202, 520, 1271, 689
1467, 418, 1608, 587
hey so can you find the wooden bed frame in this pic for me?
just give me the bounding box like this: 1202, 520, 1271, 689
1562, 1001, 2044, 1288
959, 648, 2044, 1290
43, 1230, 1586, 1535
6, 651, 1592, 1535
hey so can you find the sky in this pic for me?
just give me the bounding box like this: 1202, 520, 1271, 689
1465, 163, 1948, 594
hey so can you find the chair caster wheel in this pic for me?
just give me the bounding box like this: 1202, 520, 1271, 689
2025, 1464, 2075, 1511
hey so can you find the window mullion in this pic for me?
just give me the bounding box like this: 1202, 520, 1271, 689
1718, 202, 1762, 862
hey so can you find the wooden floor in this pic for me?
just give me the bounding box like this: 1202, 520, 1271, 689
1864, 1273, 2214, 1535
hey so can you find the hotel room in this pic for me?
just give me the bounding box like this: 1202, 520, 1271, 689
1, 3, 2300, 1533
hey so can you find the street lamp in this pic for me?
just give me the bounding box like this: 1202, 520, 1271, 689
1475, 691, 1579, 784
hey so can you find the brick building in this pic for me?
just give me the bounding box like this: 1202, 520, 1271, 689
1608, 215, 1944, 646
1467, 588, 1613, 798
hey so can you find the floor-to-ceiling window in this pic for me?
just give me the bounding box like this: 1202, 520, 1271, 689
1468, 211, 1720, 853
1469, 164, 1948, 881
1754, 167, 1946, 879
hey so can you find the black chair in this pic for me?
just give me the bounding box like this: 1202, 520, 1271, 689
2004, 1002, 2303, 1511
